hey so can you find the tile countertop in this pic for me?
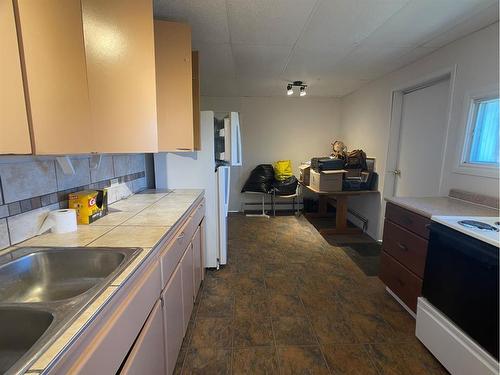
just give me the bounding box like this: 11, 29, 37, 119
385, 196, 499, 218
5, 188, 204, 374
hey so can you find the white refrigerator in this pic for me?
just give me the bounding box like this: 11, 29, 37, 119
155, 111, 240, 268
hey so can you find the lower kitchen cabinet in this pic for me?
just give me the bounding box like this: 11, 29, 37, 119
181, 243, 195, 334
162, 262, 184, 375
192, 226, 202, 296
120, 301, 165, 375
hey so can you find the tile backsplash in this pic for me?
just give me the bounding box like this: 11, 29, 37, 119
0, 154, 152, 250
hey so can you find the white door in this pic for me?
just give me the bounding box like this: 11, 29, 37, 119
389, 78, 450, 197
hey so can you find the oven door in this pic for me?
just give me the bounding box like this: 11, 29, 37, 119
423, 223, 499, 360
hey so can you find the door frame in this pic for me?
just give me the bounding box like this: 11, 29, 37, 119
383, 65, 457, 200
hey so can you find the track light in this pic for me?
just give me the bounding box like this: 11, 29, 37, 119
286, 81, 307, 97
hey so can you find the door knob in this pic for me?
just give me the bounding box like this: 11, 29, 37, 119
392, 169, 401, 176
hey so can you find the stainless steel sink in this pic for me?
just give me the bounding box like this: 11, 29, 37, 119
0, 308, 53, 374
0, 247, 141, 375
0, 250, 127, 303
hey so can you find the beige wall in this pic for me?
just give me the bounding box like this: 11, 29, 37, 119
201, 96, 341, 211
340, 22, 499, 240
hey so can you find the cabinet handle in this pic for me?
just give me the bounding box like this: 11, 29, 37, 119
177, 232, 185, 240
176, 148, 191, 151
396, 278, 405, 286
397, 242, 408, 251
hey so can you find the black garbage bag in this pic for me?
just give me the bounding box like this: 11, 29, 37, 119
272, 176, 298, 196
241, 164, 275, 193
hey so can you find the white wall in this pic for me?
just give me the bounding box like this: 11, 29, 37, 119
201, 96, 341, 211
340, 22, 499, 240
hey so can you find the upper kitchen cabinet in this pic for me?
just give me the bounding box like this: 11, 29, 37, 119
154, 21, 197, 152
14, 0, 91, 155
14, 0, 157, 155
192, 50, 201, 150
82, 0, 158, 153
0, 0, 31, 155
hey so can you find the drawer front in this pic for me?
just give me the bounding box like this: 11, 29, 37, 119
192, 198, 205, 228
379, 251, 422, 312
382, 219, 428, 277
160, 222, 190, 289
385, 202, 430, 239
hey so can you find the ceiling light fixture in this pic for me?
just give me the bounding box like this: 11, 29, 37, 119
286, 81, 307, 97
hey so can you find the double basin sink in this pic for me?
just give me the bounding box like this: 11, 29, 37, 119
0, 247, 141, 375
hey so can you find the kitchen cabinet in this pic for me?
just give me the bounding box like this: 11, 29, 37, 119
120, 301, 165, 375
154, 20, 197, 152
82, 0, 158, 153
14, 0, 157, 155
0, 0, 31, 154
181, 243, 195, 334
41, 198, 205, 375
15, 0, 92, 155
379, 202, 430, 313
161, 263, 184, 375
192, 226, 203, 296
192, 50, 201, 150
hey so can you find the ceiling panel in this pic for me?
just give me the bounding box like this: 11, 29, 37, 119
362, 0, 498, 47
192, 42, 236, 78
232, 44, 291, 78
226, 0, 317, 45
236, 77, 288, 97
154, 0, 230, 43
284, 44, 355, 79
422, 1, 499, 48
200, 76, 240, 97
297, 0, 410, 50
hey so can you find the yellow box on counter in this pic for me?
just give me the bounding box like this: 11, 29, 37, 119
68, 190, 108, 224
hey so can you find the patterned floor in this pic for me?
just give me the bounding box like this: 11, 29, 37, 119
174, 214, 448, 374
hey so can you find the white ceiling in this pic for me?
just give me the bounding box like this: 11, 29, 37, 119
154, 0, 499, 98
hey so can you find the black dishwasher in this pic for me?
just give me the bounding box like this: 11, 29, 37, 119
423, 222, 499, 360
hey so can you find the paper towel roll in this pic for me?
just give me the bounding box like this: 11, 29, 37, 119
38, 209, 78, 234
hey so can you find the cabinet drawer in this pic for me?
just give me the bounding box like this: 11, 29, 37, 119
160, 222, 190, 289
382, 220, 428, 277
379, 251, 422, 312
385, 202, 430, 239
191, 198, 205, 228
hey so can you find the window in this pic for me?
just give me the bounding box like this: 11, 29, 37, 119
463, 97, 499, 166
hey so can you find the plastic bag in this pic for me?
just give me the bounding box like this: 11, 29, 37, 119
241, 164, 275, 193
274, 160, 293, 181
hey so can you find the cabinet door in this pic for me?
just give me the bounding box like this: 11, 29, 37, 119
154, 20, 194, 152
0, 0, 31, 154
181, 243, 194, 334
120, 300, 165, 375
82, 0, 158, 153
192, 226, 202, 296
162, 262, 184, 375
192, 50, 201, 150
15, 0, 92, 155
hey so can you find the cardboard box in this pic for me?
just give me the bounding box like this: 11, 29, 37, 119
68, 190, 108, 224
310, 169, 346, 192
299, 164, 310, 185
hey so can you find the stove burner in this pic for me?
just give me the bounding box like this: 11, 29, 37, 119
458, 220, 499, 232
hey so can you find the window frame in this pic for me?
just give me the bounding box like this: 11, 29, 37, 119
455, 87, 500, 179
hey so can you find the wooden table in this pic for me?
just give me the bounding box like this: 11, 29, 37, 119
301, 183, 379, 235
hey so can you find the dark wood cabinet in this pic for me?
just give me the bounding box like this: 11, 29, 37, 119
380, 202, 431, 313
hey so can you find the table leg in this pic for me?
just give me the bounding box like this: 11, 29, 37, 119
320, 196, 362, 235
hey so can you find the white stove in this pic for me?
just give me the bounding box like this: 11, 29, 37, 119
431, 216, 500, 247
